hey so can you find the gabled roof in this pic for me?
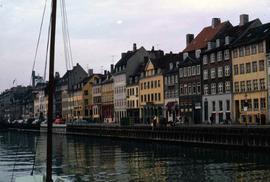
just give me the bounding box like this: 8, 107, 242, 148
232, 22, 270, 47
180, 53, 200, 67
183, 21, 230, 52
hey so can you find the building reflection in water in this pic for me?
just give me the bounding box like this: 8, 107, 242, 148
1, 131, 270, 181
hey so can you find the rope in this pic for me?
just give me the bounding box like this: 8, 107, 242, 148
30, 0, 48, 85
43, 18, 51, 81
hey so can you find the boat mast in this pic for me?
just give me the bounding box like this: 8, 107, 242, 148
47, 0, 57, 181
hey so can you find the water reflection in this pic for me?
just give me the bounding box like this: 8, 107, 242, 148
1, 130, 270, 181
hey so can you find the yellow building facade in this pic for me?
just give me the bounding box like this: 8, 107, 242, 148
233, 41, 267, 124
139, 60, 164, 124
82, 75, 100, 120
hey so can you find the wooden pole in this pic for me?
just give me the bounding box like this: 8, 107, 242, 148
47, 0, 57, 181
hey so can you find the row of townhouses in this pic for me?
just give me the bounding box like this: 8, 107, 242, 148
1, 14, 270, 125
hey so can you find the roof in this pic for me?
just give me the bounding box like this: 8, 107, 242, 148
203, 19, 261, 54
115, 51, 137, 68
183, 21, 230, 52
232, 22, 270, 47
163, 53, 183, 74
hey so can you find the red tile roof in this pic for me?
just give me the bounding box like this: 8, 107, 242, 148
183, 22, 229, 52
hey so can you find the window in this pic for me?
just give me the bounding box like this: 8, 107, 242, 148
239, 47, 244, 57
158, 80, 160, 87
203, 55, 208, 65
240, 81, 245, 92
193, 83, 196, 94
218, 82, 223, 94
188, 83, 192, 95
158, 93, 161, 101
252, 61, 257, 72
233, 49, 238, 58
254, 99, 259, 111
234, 65, 239, 75
226, 100, 230, 111
212, 101, 216, 111
211, 83, 216, 94
180, 84, 183, 95
258, 42, 264, 53
184, 84, 187, 95
253, 80, 258, 91
210, 53, 215, 63
261, 98, 266, 109
203, 70, 208, 80
141, 95, 143, 102
251, 44, 257, 54
240, 64, 245, 74
183, 67, 187, 77
204, 84, 209, 95
141, 83, 143, 90
84, 90, 89, 96
260, 79, 265, 90
211, 68, 216, 79
217, 51, 222, 62
225, 65, 230, 76
197, 82, 201, 94
188, 67, 192, 76
218, 67, 223, 78
197, 65, 201, 75
245, 45, 250, 56
219, 101, 223, 111
225, 81, 231, 93
246, 80, 252, 91
259, 60, 265, 71
179, 68, 183, 78
155, 93, 157, 101
234, 82, 239, 93
246, 63, 251, 73
192, 66, 196, 75
224, 49, 230, 60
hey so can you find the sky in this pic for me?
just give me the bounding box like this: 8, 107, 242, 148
0, 0, 269, 92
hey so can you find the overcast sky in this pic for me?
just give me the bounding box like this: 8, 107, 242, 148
0, 0, 269, 92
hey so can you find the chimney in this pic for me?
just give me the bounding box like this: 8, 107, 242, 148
32, 71, 35, 87
104, 70, 107, 75
121, 52, 126, 58
151, 46, 155, 51
110, 64, 114, 73
240, 14, 249, 26
88, 69, 93, 76
133, 43, 137, 52
212, 18, 221, 28
186, 34, 194, 46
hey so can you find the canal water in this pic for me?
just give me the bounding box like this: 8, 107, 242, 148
1, 131, 270, 182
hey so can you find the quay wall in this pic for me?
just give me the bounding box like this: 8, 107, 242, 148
67, 125, 270, 149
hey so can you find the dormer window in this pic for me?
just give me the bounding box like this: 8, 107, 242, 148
208, 42, 215, 50
169, 63, 173, 70
176, 61, 180, 68
183, 52, 188, 60
195, 49, 201, 58
216, 39, 220, 47
225, 36, 230, 45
